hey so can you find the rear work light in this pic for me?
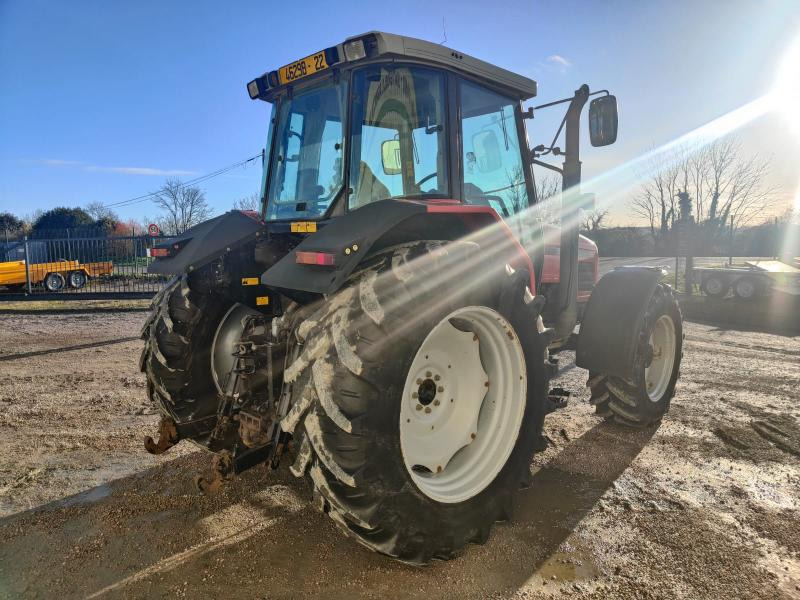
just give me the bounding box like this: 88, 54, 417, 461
295, 251, 336, 266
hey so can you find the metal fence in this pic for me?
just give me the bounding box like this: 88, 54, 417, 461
0, 234, 169, 300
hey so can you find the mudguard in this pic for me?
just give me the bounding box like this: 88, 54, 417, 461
575, 266, 665, 380
261, 199, 534, 297
147, 211, 263, 275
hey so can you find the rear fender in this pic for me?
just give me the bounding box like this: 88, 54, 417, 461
260, 199, 535, 299
575, 266, 664, 380
147, 210, 263, 275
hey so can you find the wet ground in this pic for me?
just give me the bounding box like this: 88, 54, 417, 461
0, 311, 798, 599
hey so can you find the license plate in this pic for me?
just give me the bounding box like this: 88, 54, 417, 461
279, 51, 328, 84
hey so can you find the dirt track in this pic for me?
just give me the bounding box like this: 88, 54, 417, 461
0, 311, 798, 599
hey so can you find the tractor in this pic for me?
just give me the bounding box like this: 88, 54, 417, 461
141, 32, 683, 564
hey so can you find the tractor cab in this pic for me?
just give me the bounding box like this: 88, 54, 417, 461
248, 32, 538, 225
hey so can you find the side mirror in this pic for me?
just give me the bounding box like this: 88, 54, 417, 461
381, 140, 402, 175
588, 95, 618, 147
471, 130, 502, 173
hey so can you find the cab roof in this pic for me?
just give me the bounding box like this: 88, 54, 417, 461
248, 31, 537, 102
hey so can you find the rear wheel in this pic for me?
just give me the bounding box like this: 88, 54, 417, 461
68, 270, 87, 289
589, 283, 682, 426
283, 241, 548, 563
733, 276, 759, 300
140, 274, 231, 428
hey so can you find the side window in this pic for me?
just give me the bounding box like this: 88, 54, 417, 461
460, 80, 529, 217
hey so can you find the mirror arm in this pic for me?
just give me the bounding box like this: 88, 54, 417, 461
531, 159, 563, 175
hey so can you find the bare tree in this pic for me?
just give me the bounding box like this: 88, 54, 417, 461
85, 201, 119, 222
530, 173, 562, 224
152, 178, 212, 235
233, 193, 261, 212
630, 136, 778, 243
582, 209, 609, 232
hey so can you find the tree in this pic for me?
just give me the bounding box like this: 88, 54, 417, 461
85, 201, 119, 222
582, 209, 609, 233
530, 173, 562, 224
0, 212, 24, 236
233, 193, 261, 212
630, 135, 778, 252
152, 178, 212, 235
32, 207, 94, 232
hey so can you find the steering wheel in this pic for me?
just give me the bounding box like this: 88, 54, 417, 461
415, 172, 437, 188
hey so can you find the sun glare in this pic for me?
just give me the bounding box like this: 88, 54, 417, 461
771, 35, 800, 137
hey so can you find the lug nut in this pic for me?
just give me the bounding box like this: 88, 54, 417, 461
436, 466, 442, 473
484, 381, 490, 387
424, 407, 432, 414
426, 371, 432, 378
471, 432, 477, 440
416, 378, 422, 385
416, 404, 422, 411
434, 374, 441, 381
437, 386, 444, 392
433, 399, 440, 406
412, 392, 418, 399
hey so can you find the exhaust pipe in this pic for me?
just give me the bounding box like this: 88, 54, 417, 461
554, 84, 589, 341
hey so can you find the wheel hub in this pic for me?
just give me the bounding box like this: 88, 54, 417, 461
399, 306, 527, 503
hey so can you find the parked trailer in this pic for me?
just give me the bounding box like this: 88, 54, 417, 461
695, 260, 800, 300
0, 259, 114, 292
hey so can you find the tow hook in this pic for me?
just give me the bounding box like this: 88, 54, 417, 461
144, 417, 179, 455
195, 451, 234, 494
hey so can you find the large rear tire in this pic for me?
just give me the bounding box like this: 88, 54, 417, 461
589, 283, 682, 426
140, 274, 231, 425
282, 242, 548, 564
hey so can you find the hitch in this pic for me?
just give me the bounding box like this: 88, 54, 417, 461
144, 417, 179, 455
195, 450, 234, 494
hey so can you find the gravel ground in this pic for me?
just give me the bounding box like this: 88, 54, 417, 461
0, 311, 798, 599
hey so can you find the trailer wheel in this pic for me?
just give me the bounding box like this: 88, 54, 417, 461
733, 276, 759, 300
44, 272, 65, 292
140, 274, 231, 426
588, 283, 682, 426
68, 270, 87, 289
701, 274, 728, 298
284, 241, 548, 564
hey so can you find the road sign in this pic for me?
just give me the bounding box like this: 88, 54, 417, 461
148, 223, 160, 237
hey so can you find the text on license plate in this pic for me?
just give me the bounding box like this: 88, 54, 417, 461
279, 51, 328, 84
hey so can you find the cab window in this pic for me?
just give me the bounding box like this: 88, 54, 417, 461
349, 66, 449, 210
460, 80, 529, 217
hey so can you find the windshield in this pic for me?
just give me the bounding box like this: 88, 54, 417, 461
349, 66, 449, 209
265, 80, 346, 221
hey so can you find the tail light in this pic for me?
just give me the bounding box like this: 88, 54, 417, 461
295, 251, 336, 266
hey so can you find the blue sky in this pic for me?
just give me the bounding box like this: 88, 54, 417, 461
1, 0, 799, 225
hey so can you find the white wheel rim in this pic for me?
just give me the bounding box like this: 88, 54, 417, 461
399, 306, 527, 504
737, 279, 755, 298
706, 278, 723, 295
645, 314, 676, 402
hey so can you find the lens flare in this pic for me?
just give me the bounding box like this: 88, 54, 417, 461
771, 35, 800, 138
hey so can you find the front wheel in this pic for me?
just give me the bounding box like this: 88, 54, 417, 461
590, 283, 682, 426
283, 242, 548, 563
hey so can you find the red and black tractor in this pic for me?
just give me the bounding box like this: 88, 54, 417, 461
141, 32, 682, 564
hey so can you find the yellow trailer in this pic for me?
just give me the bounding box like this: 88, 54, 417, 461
0, 259, 113, 291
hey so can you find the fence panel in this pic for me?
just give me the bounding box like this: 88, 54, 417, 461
1, 234, 169, 300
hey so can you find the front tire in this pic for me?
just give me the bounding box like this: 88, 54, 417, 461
589, 283, 682, 426
283, 242, 548, 563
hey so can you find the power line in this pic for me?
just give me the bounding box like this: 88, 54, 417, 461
100, 153, 262, 210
